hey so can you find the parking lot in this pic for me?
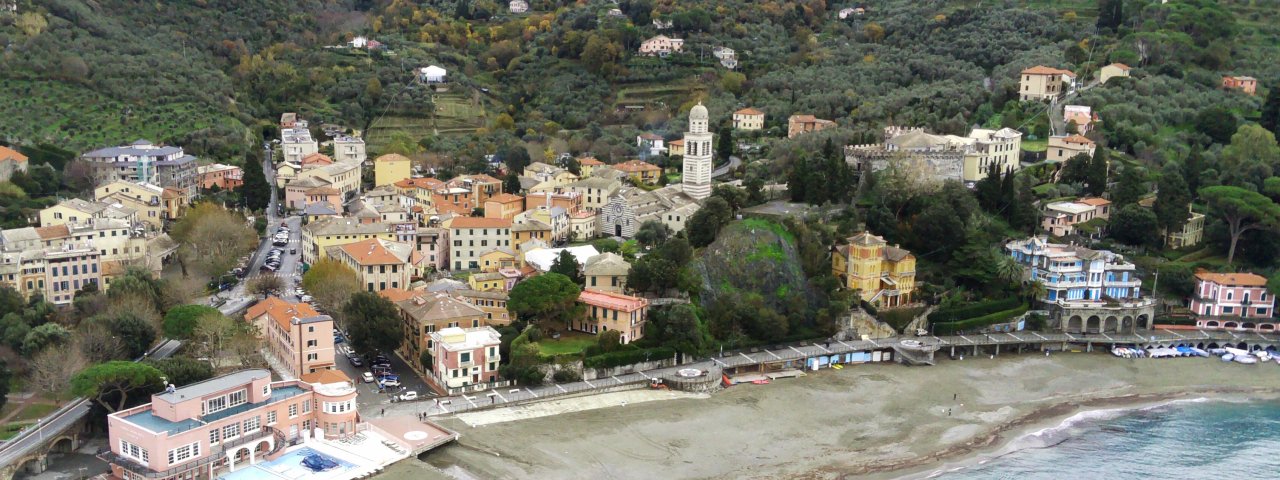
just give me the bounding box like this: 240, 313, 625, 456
332, 342, 436, 412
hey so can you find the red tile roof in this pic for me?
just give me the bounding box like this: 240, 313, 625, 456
1061, 134, 1095, 145
614, 159, 660, 173
338, 238, 407, 265
245, 297, 324, 331
735, 107, 764, 116
579, 289, 649, 312
486, 193, 524, 204
1108, 63, 1131, 71
1195, 271, 1268, 287
1021, 65, 1075, 76
301, 369, 350, 385
376, 153, 411, 163
395, 177, 444, 189
578, 157, 604, 166
0, 146, 27, 163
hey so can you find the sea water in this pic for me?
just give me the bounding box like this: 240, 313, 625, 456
932, 399, 1280, 478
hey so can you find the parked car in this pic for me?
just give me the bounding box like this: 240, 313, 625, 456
347, 355, 363, 367
361, 372, 375, 383
300, 295, 313, 303
399, 391, 418, 401
290, 248, 297, 254
380, 378, 401, 388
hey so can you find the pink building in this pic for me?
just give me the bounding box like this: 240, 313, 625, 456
1222, 75, 1258, 95
427, 326, 502, 392
105, 369, 359, 480
196, 164, 244, 190
245, 297, 336, 378
415, 227, 448, 272
1041, 197, 1111, 237
1191, 271, 1274, 325
573, 289, 649, 344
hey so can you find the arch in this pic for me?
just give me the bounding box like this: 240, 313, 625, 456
1225, 322, 1238, 329
1104, 316, 1118, 333
255, 440, 272, 453
1267, 346, 1277, 352
1208, 342, 1220, 349
1243, 323, 1257, 330
16, 457, 41, 474
1237, 342, 1248, 350
1086, 315, 1102, 334
1138, 315, 1150, 330
1206, 320, 1220, 328
1197, 342, 1206, 350
1067, 316, 1083, 333
1262, 324, 1276, 331
1122, 316, 1134, 332
49, 436, 75, 453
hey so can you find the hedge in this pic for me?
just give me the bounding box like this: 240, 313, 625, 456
928, 297, 1022, 324
933, 303, 1029, 336
583, 347, 675, 370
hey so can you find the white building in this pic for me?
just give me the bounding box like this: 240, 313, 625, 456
420, 65, 447, 83
281, 124, 318, 165
509, 0, 528, 13
639, 35, 684, 56
333, 136, 367, 167
523, 245, 601, 272
682, 103, 713, 200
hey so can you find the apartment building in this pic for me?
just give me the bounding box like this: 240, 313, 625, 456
732, 107, 765, 131
196, 164, 244, 190
245, 297, 336, 378
1190, 271, 1274, 319
427, 327, 502, 392
301, 218, 396, 265
39, 198, 137, 228
94, 180, 188, 231
81, 140, 199, 197
1047, 134, 1097, 162
326, 238, 419, 292
573, 289, 649, 344
584, 252, 629, 293
1041, 197, 1111, 237
374, 154, 412, 187
395, 291, 488, 368
333, 135, 367, 166
448, 217, 512, 271
1019, 65, 1075, 101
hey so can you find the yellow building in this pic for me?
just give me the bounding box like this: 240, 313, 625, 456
1099, 63, 1131, 84
578, 157, 604, 177
468, 272, 507, 292
301, 218, 397, 265
374, 153, 413, 187
478, 248, 518, 272
831, 232, 917, 308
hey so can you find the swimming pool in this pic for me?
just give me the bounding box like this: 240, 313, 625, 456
219, 447, 359, 480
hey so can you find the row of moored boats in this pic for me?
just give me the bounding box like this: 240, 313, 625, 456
1112, 346, 1280, 365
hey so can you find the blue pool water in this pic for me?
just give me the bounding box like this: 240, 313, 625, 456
929, 399, 1280, 479
219, 447, 357, 480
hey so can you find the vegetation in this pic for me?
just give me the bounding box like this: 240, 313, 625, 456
302, 259, 361, 323
508, 273, 582, 330
342, 292, 403, 356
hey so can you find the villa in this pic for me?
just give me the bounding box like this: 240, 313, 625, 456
1190, 271, 1275, 325
832, 232, 917, 308
1006, 237, 1155, 333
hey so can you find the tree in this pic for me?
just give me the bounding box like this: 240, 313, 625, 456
170, 203, 257, 279
343, 291, 403, 355
1153, 167, 1193, 239
508, 273, 581, 329
1200, 186, 1280, 264
1059, 152, 1092, 185
302, 259, 360, 324
1219, 124, 1280, 189
0, 360, 9, 412
29, 348, 85, 401
863, 22, 885, 43
248, 275, 284, 297
716, 125, 733, 160
1085, 148, 1109, 196
1097, 0, 1123, 30
1111, 165, 1146, 208
192, 312, 237, 360
596, 330, 622, 353
143, 357, 213, 387
1263, 86, 1280, 138
163, 305, 218, 339
240, 150, 271, 212
1109, 205, 1161, 247
22, 323, 71, 355
687, 197, 733, 247
503, 172, 521, 194
1196, 107, 1240, 146
76, 322, 126, 363
549, 250, 584, 285
634, 220, 671, 248
71, 362, 166, 413
94, 311, 158, 359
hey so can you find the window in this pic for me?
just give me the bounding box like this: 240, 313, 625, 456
303, 399, 311, 413
307, 353, 318, 361
228, 390, 246, 407
307, 339, 317, 347
1227, 291, 1234, 300
289, 403, 298, 418
460, 352, 471, 363
120, 440, 149, 463
1224, 306, 1234, 314
222, 423, 239, 441
244, 416, 260, 432
209, 428, 220, 445
167, 442, 200, 465
267, 410, 277, 425
205, 396, 227, 414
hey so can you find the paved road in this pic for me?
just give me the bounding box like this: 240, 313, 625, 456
332, 344, 434, 414
712, 155, 741, 179
0, 340, 183, 467
1048, 80, 1100, 136
383, 329, 1280, 418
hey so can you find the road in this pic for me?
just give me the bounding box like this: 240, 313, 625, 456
1048, 79, 1100, 136
0, 340, 183, 467
331, 344, 435, 414
711, 155, 741, 179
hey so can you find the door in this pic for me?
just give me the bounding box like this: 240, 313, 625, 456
615, 224, 622, 237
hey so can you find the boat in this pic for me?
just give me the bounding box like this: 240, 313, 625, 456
1235, 355, 1259, 365
1210, 348, 1227, 356
1189, 348, 1209, 357
1257, 351, 1272, 362
1222, 353, 1235, 362
1112, 347, 1126, 357
1225, 347, 1250, 357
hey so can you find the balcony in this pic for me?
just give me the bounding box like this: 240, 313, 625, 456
101, 427, 286, 479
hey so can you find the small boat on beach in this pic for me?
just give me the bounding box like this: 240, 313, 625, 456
1222, 353, 1236, 362
1235, 355, 1259, 365
1189, 347, 1209, 357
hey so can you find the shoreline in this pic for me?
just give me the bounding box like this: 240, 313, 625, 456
389, 354, 1280, 480
880, 387, 1280, 480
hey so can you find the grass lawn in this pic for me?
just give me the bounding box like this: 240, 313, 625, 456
537, 332, 597, 356
11, 403, 57, 423
0, 422, 32, 441
1022, 138, 1048, 152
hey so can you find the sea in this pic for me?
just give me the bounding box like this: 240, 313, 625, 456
928, 398, 1280, 479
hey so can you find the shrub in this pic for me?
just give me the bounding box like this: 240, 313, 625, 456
928, 297, 1022, 324
552, 369, 581, 383
583, 347, 675, 369
933, 303, 1029, 335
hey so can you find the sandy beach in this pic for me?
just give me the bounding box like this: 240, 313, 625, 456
382, 353, 1280, 480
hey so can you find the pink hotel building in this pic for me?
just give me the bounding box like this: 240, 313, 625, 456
106, 369, 358, 480
1191, 271, 1276, 332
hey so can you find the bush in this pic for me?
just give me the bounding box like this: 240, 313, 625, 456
928, 297, 1022, 324
552, 369, 581, 383
583, 347, 675, 369
933, 303, 1029, 335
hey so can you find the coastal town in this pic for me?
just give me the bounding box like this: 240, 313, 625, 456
1, 0, 1280, 479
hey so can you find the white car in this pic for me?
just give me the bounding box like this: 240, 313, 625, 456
381, 379, 401, 388
399, 391, 418, 401
361, 372, 375, 383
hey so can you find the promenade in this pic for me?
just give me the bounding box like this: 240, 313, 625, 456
379, 328, 1280, 418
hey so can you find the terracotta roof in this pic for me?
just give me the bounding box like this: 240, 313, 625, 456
579, 289, 648, 312
301, 369, 350, 385
1077, 197, 1110, 207
0, 146, 27, 163
1107, 63, 1131, 71
1021, 65, 1074, 76
301, 153, 334, 166
668, 139, 685, 146
305, 186, 340, 195
614, 159, 660, 173
376, 153, 411, 163
395, 177, 444, 189
1195, 271, 1268, 287
379, 288, 417, 303
435, 202, 473, 217
1061, 134, 1095, 145
245, 297, 325, 332
638, 133, 663, 141
451, 217, 511, 229
338, 238, 411, 265
396, 292, 486, 323
486, 193, 524, 204
735, 107, 764, 116
35, 224, 69, 240
578, 157, 604, 166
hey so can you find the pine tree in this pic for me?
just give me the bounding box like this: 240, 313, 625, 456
240, 150, 271, 212
1153, 167, 1193, 236
1085, 148, 1109, 196
717, 125, 733, 161
1110, 165, 1146, 207
1261, 87, 1280, 138
788, 155, 809, 202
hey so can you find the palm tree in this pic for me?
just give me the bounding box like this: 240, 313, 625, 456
1025, 281, 1048, 304
996, 255, 1024, 284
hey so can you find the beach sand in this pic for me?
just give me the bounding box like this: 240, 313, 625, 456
385, 353, 1280, 480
